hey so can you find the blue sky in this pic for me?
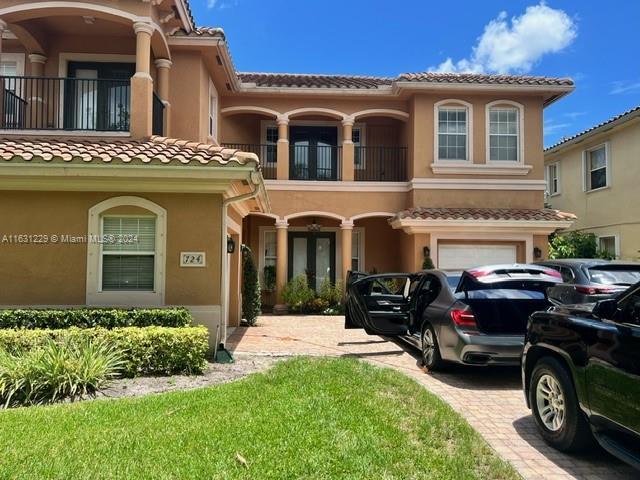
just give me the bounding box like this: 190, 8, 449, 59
191, 1, 640, 147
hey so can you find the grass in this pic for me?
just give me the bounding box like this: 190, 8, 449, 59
0, 357, 519, 479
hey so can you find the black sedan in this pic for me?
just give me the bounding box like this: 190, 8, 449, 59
345, 264, 561, 370
522, 282, 640, 470
536, 259, 640, 304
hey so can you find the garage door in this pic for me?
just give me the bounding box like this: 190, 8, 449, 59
438, 244, 517, 270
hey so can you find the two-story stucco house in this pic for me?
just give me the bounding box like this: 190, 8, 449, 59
545, 106, 640, 261
0, 0, 575, 343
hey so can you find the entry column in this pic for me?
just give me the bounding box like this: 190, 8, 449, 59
341, 118, 355, 181
340, 220, 353, 289
130, 21, 154, 138
154, 59, 172, 136
274, 219, 289, 312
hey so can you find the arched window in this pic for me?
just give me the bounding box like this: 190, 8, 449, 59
486, 100, 524, 163
86, 196, 166, 306
434, 100, 473, 163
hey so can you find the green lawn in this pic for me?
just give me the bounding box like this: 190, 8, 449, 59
0, 357, 519, 479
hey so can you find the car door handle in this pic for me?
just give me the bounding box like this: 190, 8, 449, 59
377, 300, 392, 306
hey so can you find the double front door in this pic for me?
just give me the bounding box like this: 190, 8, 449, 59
289, 126, 339, 180
288, 232, 336, 290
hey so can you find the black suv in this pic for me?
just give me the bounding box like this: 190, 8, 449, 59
522, 282, 640, 470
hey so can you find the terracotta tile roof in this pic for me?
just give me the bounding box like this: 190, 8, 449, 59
238, 72, 394, 89
392, 207, 576, 222
171, 26, 226, 39
397, 72, 574, 87
0, 136, 259, 167
545, 105, 640, 151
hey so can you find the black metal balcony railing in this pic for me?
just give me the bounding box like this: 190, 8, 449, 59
221, 143, 277, 179
0, 76, 130, 131
354, 146, 408, 182
152, 92, 164, 136
290, 145, 342, 181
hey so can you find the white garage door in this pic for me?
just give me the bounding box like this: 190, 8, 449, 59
438, 244, 517, 270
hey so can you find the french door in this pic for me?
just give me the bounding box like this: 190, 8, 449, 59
288, 232, 336, 290
289, 126, 339, 180
64, 62, 134, 131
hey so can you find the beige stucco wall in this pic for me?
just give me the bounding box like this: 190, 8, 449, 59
545, 119, 640, 260
0, 191, 222, 306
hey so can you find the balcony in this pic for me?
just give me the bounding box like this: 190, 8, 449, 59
222, 143, 278, 179
290, 144, 342, 181
354, 146, 408, 181
0, 76, 131, 132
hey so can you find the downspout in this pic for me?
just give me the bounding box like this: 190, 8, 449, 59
218, 170, 263, 353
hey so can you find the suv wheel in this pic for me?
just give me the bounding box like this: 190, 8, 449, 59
421, 324, 444, 371
530, 357, 593, 452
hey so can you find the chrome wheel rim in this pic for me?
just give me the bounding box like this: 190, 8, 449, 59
536, 374, 566, 432
422, 328, 435, 366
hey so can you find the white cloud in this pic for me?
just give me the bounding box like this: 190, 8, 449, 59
544, 119, 571, 134
610, 81, 640, 95
207, 0, 217, 7
432, 3, 577, 74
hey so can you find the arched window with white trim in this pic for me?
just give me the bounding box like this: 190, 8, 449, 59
86, 196, 166, 306
486, 100, 524, 163
434, 100, 473, 163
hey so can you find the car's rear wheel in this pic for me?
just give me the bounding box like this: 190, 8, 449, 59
530, 357, 593, 452
421, 323, 444, 371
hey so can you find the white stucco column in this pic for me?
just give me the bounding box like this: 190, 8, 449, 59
340, 220, 354, 290
276, 116, 289, 180
130, 21, 154, 138
0, 20, 6, 64
341, 118, 355, 181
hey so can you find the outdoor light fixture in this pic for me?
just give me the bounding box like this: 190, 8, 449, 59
227, 236, 236, 254
307, 218, 322, 232
533, 247, 542, 259
423, 246, 430, 257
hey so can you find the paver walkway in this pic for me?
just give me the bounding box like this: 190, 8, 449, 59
227, 315, 636, 480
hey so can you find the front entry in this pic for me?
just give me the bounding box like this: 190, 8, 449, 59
288, 232, 336, 290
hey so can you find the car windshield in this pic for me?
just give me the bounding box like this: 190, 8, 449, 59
587, 267, 640, 286
454, 289, 546, 300
445, 274, 461, 290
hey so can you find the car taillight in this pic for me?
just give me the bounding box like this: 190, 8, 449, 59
575, 285, 615, 295
541, 268, 562, 280
450, 308, 477, 328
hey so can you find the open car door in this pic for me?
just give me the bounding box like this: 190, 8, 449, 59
345, 273, 412, 335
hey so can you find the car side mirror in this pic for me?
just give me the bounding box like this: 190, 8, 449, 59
593, 298, 618, 319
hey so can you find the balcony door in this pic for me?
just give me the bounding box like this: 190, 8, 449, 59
289, 126, 338, 180
288, 232, 336, 291
65, 62, 134, 131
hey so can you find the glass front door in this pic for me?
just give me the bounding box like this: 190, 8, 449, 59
288, 232, 336, 290
289, 126, 339, 180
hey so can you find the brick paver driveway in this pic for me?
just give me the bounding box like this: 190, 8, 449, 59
227, 315, 635, 480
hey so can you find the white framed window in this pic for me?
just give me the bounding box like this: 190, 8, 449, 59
546, 162, 560, 196
583, 144, 609, 191
101, 217, 156, 291
208, 79, 218, 140
264, 230, 277, 268
265, 126, 278, 165
598, 235, 619, 258
436, 105, 469, 161
351, 230, 362, 271
488, 108, 519, 161
353, 127, 364, 169
86, 196, 166, 306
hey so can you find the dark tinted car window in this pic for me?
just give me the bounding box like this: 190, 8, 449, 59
559, 266, 575, 283
619, 290, 640, 325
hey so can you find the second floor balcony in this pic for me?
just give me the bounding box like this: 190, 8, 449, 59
1, 76, 165, 135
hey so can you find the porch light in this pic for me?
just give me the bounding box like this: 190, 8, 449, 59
227, 236, 236, 254
307, 218, 322, 233
533, 247, 542, 259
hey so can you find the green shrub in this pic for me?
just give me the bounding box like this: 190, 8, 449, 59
422, 255, 435, 270
549, 231, 613, 259
0, 340, 123, 407
0, 307, 192, 330
263, 265, 276, 292
319, 277, 343, 306
282, 275, 316, 313
0, 326, 208, 377
242, 245, 261, 326
303, 297, 330, 314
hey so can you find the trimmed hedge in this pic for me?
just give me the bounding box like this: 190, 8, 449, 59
0, 326, 208, 377
0, 308, 192, 330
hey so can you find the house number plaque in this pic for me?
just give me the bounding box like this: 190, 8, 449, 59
180, 252, 206, 267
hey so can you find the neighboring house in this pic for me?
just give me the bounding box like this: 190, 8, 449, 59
545, 106, 640, 261
0, 0, 575, 336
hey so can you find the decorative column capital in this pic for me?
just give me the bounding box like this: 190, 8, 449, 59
341, 117, 355, 127
340, 220, 354, 230
276, 116, 289, 126
275, 220, 289, 229
0, 19, 8, 33
28, 53, 47, 65
133, 21, 155, 36
154, 58, 172, 69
